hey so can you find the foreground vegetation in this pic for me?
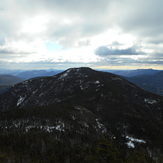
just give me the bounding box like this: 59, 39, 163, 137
0, 105, 163, 163
0, 133, 159, 163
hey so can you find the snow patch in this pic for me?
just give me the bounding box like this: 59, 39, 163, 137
126, 136, 146, 148
59, 69, 71, 79
96, 119, 103, 128
55, 123, 65, 132
144, 98, 157, 104
17, 96, 25, 106
126, 141, 135, 148
25, 123, 65, 132
94, 81, 100, 84
96, 119, 107, 133
126, 136, 146, 143
112, 77, 122, 81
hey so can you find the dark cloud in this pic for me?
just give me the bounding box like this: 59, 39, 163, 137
118, 0, 163, 44
0, 0, 115, 47
95, 55, 163, 68
1, 0, 163, 46
0, 50, 33, 55
95, 46, 142, 56
0, 50, 35, 62
0, 50, 13, 54
149, 53, 163, 59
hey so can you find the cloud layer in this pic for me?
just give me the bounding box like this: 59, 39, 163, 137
0, 0, 163, 69
95, 46, 143, 56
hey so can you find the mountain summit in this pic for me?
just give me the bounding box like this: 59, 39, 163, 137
1, 67, 163, 159
0, 67, 162, 111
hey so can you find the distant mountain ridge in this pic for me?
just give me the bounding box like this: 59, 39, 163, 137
0, 70, 63, 94
125, 71, 163, 96
1, 68, 161, 78
105, 68, 161, 77
0, 69, 23, 76
16, 70, 63, 79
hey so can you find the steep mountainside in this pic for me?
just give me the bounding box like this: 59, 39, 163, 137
125, 71, 163, 96
1, 67, 162, 111
1, 67, 163, 162
0, 68, 163, 148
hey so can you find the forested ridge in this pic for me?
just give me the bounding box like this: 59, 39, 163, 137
0, 105, 163, 163
1, 68, 163, 162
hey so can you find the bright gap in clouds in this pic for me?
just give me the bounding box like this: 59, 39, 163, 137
91, 29, 135, 48
14, 29, 138, 64
43, 29, 136, 63
45, 43, 63, 52
22, 16, 48, 34
0, 27, 141, 68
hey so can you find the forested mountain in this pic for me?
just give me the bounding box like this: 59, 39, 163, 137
0, 74, 23, 85
0, 75, 24, 95
125, 71, 163, 96
0, 67, 163, 162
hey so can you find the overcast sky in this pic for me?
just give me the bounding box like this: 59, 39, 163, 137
0, 0, 163, 70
